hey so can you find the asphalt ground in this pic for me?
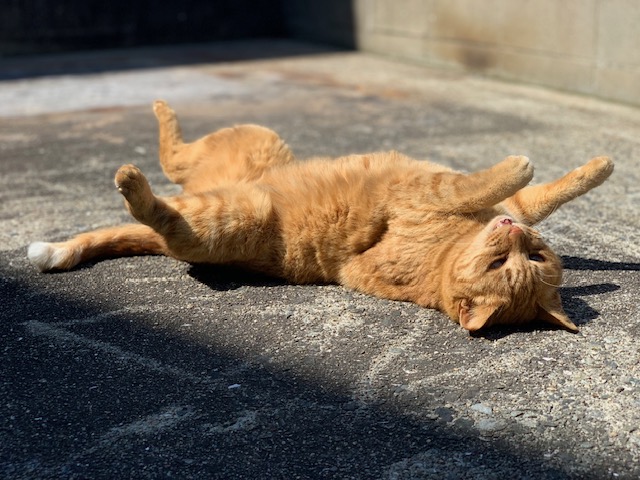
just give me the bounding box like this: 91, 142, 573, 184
1, 40, 639, 479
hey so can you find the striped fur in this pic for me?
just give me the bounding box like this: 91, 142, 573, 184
28, 101, 614, 333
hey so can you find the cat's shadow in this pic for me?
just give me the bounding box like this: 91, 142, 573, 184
560, 255, 640, 272
186, 256, 637, 340
187, 263, 286, 291
475, 255, 638, 340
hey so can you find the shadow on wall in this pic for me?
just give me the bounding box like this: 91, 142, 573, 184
0, 40, 346, 81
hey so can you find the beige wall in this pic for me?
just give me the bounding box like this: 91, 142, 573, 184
352, 0, 640, 106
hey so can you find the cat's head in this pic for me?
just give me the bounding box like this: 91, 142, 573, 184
444, 215, 577, 333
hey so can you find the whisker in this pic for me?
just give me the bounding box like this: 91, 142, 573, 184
537, 276, 562, 288
540, 279, 562, 288
543, 203, 560, 222
535, 204, 564, 232
540, 204, 593, 237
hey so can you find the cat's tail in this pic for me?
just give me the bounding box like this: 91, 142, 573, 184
28, 224, 169, 272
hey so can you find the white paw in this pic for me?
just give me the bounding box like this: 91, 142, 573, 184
28, 242, 76, 271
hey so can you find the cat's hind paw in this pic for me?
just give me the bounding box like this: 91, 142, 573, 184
115, 164, 151, 200
115, 165, 156, 221
153, 99, 176, 120
28, 242, 79, 271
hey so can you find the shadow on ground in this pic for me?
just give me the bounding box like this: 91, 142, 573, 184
562, 255, 640, 272
1, 259, 576, 479
0, 40, 347, 81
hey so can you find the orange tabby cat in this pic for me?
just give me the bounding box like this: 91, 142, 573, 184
28, 100, 614, 333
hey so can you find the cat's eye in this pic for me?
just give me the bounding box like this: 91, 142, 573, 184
529, 253, 545, 262
489, 258, 507, 269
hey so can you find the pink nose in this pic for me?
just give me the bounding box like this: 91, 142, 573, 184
499, 218, 513, 225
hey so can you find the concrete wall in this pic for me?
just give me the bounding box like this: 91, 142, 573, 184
350, 0, 640, 106
3, 1, 638, 106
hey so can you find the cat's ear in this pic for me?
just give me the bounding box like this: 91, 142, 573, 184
458, 300, 497, 332
537, 293, 579, 333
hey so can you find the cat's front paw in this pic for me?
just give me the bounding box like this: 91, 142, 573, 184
582, 156, 614, 184
115, 165, 155, 220
496, 155, 534, 184
569, 156, 614, 187
506, 155, 533, 175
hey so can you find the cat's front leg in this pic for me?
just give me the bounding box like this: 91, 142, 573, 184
501, 156, 614, 225
467, 155, 534, 206
424, 155, 534, 212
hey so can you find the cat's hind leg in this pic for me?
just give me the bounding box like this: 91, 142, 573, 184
115, 164, 277, 265
115, 164, 160, 225
28, 224, 168, 271
501, 156, 614, 225
153, 100, 294, 194
153, 100, 191, 186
